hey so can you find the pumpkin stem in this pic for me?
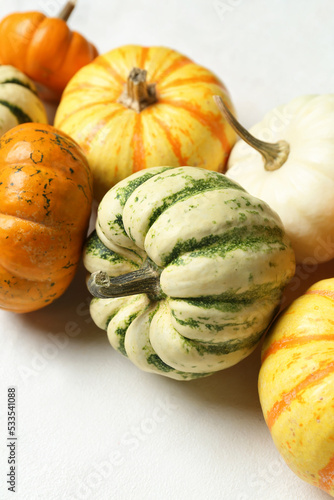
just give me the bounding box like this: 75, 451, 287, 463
118, 68, 157, 113
213, 95, 290, 171
88, 259, 164, 301
58, 0, 77, 22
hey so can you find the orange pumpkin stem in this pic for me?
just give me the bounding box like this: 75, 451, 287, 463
213, 95, 290, 171
118, 68, 157, 113
58, 0, 77, 22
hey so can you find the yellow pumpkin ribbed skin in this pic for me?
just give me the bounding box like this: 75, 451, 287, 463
258, 278, 334, 496
54, 45, 236, 200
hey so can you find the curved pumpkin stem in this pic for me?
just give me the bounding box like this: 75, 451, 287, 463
88, 259, 164, 301
213, 95, 290, 171
118, 68, 157, 113
58, 0, 77, 22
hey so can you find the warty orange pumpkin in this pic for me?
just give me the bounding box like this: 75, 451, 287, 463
0, 122, 93, 313
0, 1, 98, 101
54, 44, 237, 200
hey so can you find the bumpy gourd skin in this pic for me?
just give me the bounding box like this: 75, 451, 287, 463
259, 278, 334, 497
84, 166, 295, 380
0, 123, 93, 313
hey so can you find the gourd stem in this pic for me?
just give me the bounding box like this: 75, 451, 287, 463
88, 259, 162, 300
58, 0, 77, 22
213, 95, 290, 171
118, 68, 157, 113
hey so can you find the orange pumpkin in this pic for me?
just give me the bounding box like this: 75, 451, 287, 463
54, 45, 237, 200
0, 123, 93, 313
0, 1, 98, 101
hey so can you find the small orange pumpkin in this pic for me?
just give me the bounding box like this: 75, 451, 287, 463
0, 123, 93, 313
0, 1, 98, 101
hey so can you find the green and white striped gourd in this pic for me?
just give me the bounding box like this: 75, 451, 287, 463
0, 65, 48, 136
84, 166, 296, 380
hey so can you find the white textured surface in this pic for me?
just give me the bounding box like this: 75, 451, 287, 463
0, 1, 333, 499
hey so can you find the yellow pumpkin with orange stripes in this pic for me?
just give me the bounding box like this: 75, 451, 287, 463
54, 45, 236, 200
259, 278, 334, 497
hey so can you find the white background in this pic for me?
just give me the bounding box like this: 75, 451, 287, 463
0, 1, 333, 499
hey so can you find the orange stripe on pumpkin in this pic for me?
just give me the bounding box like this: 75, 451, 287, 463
93, 56, 125, 85
139, 46, 149, 68
159, 75, 227, 92
266, 361, 334, 430
159, 98, 230, 153
262, 334, 334, 362
80, 107, 125, 153
319, 454, 334, 493
132, 114, 146, 172
306, 289, 334, 301
152, 55, 192, 82
62, 83, 114, 98
55, 101, 114, 129
152, 116, 189, 165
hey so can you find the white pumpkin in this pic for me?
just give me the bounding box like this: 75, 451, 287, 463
0, 65, 48, 136
214, 95, 334, 264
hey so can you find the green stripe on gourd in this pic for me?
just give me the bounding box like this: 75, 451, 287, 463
85, 166, 296, 380
167, 290, 282, 344
0, 65, 38, 93
83, 230, 140, 276
0, 87, 46, 125
98, 167, 169, 251
123, 167, 246, 249
0, 100, 33, 124
1, 78, 38, 94
158, 227, 285, 267
149, 301, 265, 373
114, 167, 171, 207
168, 296, 278, 343
160, 240, 293, 298
104, 294, 151, 355
95, 222, 145, 265
179, 284, 284, 309
90, 296, 131, 330
0, 66, 48, 137
144, 188, 282, 266
124, 303, 213, 380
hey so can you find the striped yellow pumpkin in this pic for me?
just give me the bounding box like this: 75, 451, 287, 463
259, 278, 334, 496
54, 45, 236, 200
